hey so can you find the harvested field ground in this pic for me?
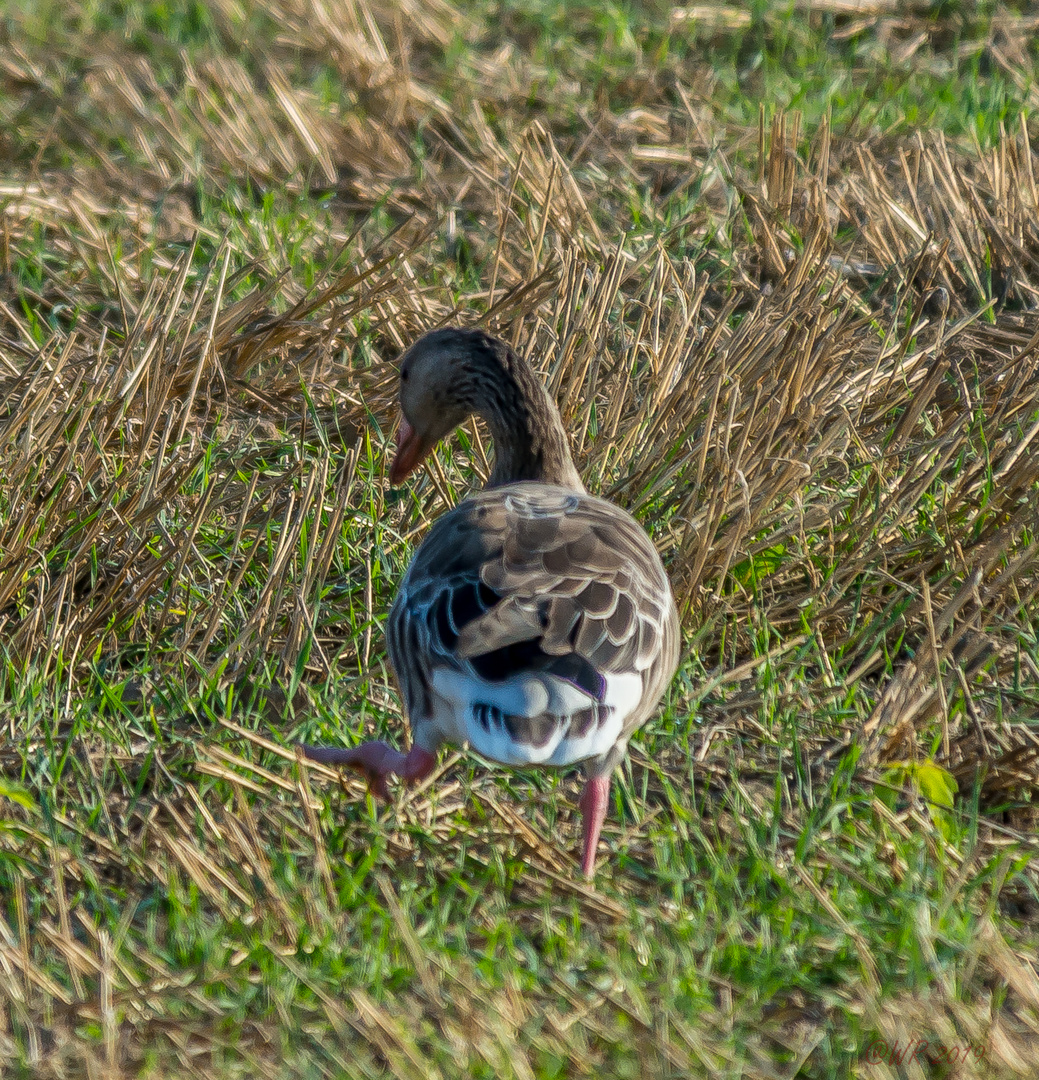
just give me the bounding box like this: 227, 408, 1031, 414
2, 1, 1039, 1077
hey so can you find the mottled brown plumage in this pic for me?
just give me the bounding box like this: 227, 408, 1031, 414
302, 327, 680, 878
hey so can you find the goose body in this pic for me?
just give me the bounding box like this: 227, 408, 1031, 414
303, 328, 679, 878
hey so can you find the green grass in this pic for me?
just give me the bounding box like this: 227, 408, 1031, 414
2, 0, 1039, 1076
4, 665, 1025, 1076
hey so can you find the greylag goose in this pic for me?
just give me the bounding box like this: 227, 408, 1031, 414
302, 328, 679, 878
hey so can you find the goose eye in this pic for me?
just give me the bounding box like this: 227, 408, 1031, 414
400, 368, 409, 382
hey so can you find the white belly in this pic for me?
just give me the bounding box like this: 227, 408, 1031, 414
429, 667, 641, 767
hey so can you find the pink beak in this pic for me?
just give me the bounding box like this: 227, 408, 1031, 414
389, 416, 427, 485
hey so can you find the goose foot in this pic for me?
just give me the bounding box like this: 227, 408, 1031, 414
578, 774, 611, 880
300, 741, 436, 800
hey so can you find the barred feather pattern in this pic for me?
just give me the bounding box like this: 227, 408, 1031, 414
387, 482, 679, 778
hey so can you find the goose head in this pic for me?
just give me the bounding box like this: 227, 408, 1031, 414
388, 327, 585, 491
390, 329, 478, 485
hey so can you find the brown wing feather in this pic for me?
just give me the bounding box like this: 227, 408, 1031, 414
389, 482, 679, 760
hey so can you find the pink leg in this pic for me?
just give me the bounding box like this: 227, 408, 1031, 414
578, 774, 612, 880
300, 740, 436, 800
